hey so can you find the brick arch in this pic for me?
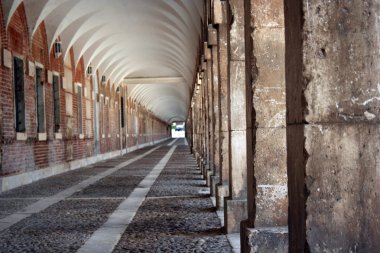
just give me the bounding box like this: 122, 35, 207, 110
31, 22, 49, 68
7, 3, 29, 55
0, 2, 6, 46
63, 47, 74, 91
75, 57, 85, 84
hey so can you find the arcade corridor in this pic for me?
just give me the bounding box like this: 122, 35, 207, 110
0, 0, 379, 252
0, 139, 236, 253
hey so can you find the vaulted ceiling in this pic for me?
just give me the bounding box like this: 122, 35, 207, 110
3, 0, 204, 123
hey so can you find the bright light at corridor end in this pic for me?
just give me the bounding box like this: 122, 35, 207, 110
171, 122, 186, 138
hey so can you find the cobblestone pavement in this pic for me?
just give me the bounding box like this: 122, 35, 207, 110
114, 145, 233, 253
0, 139, 232, 253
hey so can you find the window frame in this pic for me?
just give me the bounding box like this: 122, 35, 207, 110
75, 83, 83, 138
99, 94, 104, 138
13, 55, 26, 139
35, 62, 46, 138
52, 72, 61, 134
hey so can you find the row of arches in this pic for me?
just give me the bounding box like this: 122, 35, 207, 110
0, 2, 170, 190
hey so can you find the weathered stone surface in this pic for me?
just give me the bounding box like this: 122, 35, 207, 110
253, 28, 285, 87
208, 26, 218, 46
253, 86, 286, 128
207, 60, 215, 176
305, 124, 380, 252
219, 131, 229, 182
255, 128, 287, 227
213, 0, 227, 25
246, 227, 288, 253
216, 184, 229, 210
229, 130, 247, 198
248, 0, 288, 238
252, 0, 284, 28
212, 45, 221, 175
224, 198, 248, 233
254, 128, 287, 185
217, 20, 229, 195
210, 174, 219, 196
303, 1, 380, 124
230, 61, 247, 131
229, 0, 245, 60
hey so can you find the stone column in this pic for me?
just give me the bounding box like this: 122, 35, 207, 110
210, 26, 221, 194
206, 56, 215, 182
215, 0, 230, 210
201, 69, 208, 174
242, 0, 289, 252
191, 100, 197, 153
224, 0, 248, 234
192, 87, 200, 161
202, 67, 209, 176
285, 1, 379, 252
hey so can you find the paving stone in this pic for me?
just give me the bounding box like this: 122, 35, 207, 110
0, 199, 39, 219
114, 146, 233, 253
0, 146, 155, 199
0, 199, 122, 253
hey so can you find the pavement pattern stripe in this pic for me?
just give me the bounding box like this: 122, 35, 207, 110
76, 145, 177, 253
0, 145, 162, 232
167, 138, 178, 146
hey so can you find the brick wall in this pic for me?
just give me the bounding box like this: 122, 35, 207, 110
0, 2, 170, 178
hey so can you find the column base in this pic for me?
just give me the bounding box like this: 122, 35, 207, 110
216, 184, 229, 210
224, 198, 248, 233
202, 162, 208, 179
244, 226, 288, 253
205, 170, 212, 186
210, 174, 219, 196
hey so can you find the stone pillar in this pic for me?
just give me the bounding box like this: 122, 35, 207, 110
210, 29, 221, 194
206, 57, 215, 182
285, 1, 379, 252
192, 86, 200, 161
224, 0, 248, 234
242, 0, 289, 252
215, 0, 230, 210
201, 69, 208, 174
202, 66, 209, 177
191, 100, 197, 154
